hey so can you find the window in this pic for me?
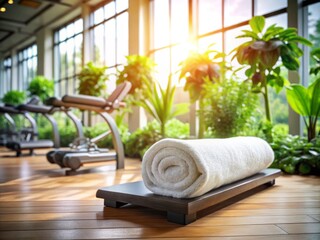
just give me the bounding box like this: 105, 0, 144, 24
0, 57, 12, 98
90, 0, 128, 91
305, 1, 320, 84
150, 0, 290, 125
54, 18, 83, 97
17, 44, 37, 91
150, 0, 189, 86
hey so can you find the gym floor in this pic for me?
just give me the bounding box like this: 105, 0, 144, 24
0, 147, 319, 239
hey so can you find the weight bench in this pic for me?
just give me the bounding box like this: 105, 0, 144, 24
47, 81, 131, 175
96, 168, 281, 225
5, 104, 60, 156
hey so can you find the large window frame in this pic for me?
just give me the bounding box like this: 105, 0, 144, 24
17, 43, 37, 91
90, 0, 129, 91
149, 0, 288, 84
53, 17, 83, 97
0, 57, 12, 98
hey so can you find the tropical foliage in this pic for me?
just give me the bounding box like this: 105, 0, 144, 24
270, 134, 320, 175
135, 77, 189, 138
233, 16, 312, 140
117, 55, 156, 96
27, 75, 54, 102
78, 62, 108, 96
203, 78, 260, 138
286, 77, 320, 142
179, 49, 223, 138
1, 90, 26, 106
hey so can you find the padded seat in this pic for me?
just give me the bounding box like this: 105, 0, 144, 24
62, 95, 107, 107
0, 106, 20, 114
17, 104, 52, 114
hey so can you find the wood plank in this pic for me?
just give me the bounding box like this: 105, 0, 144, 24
0, 225, 286, 239
0, 148, 319, 239
277, 223, 320, 234
0, 215, 317, 231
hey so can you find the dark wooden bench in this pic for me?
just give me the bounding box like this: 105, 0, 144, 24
96, 168, 282, 225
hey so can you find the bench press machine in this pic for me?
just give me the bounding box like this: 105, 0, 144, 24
46, 81, 131, 175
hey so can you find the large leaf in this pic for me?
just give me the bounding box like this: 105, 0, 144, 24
308, 77, 320, 117
249, 16, 265, 34
260, 48, 280, 69
286, 84, 310, 116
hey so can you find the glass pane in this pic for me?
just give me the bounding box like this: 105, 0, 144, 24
225, 25, 250, 55
59, 28, 66, 41
106, 67, 117, 94
171, 0, 188, 44
153, 0, 170, 48
28, 47, 32, 57
153, 48, 170, 86
105, 1, 115, 19
198, 33, 223, 53
66, 23, 74, 38
308, 2, 320, 84
308, 2, 320, 47
171, 44, 190, 84
74, 19, 83, 34
265, 13, 287, 28
74, 34, 83, 74
33, 45, 37, 56
225, 25, 250, 78
116, 0, 128, 13
224, 0, 252, 27
60, 42, 67, 78
94, 7, 104, 24
67, 78, 74, 94
105, 19, 116, 66
67, 38, 75, 77
61, 80, 66, 96
116, 12, 128, 65
255, 0, 287, 15
198, 0, 222, 35
94, 25, 105, 65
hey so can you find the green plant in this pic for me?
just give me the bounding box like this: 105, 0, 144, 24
117, 55, 156, 97
135, 77, 189, 138
84, 122, 130, 149
38, 114, 78, 146
78, 62, 108, 96
179, 49, 222, 138
2, 90, 26, 106
286, 77, 320, 142
310, 48, 320, 76
203, 78, 259, 138
233, 16, 312, 139
124, 119, 189, 159
27, 75, 54, 102
270, 134, 320, 175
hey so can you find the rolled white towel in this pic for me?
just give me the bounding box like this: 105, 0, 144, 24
142, 137, 274, 198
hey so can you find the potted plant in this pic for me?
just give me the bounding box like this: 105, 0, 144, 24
78, 62, 108, 97
179, 49, 223, 138
27, 75, 54, 102
286, 48, 320, 142
2, 90, 26, 106
233, 16, 312, 140
117, 55, 156, 98
135, 76, 189, 138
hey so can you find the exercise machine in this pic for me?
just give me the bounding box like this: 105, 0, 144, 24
46, 81, 131, 175
5, 103, 60, 156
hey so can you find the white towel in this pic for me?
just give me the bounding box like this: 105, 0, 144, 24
142, 137, 274, 198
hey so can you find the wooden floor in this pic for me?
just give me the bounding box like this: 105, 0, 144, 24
0, 147, 319, 240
